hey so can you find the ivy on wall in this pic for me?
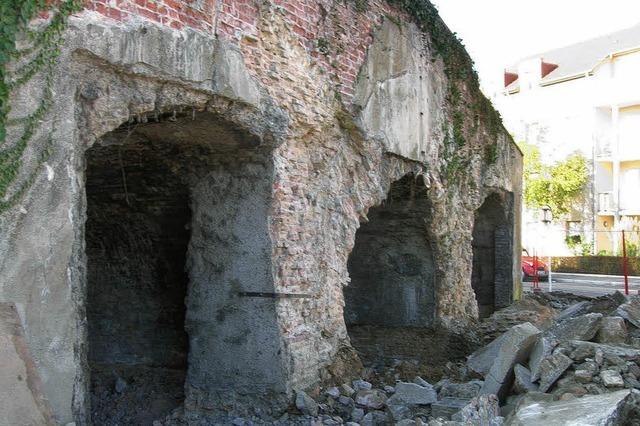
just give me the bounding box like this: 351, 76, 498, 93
387, 0, 503, 181
0, 0, 81, 213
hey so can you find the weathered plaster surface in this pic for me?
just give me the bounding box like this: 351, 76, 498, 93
0, 4, 522, 423
354, 19, 446, 162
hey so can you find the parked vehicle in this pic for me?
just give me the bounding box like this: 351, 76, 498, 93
522, 249, 549, 281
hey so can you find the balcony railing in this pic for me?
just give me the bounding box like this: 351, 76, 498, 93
595, 137, 612, 159
598, 191, 614, 213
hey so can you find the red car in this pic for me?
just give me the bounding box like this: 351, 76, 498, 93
522, 249, 549, 281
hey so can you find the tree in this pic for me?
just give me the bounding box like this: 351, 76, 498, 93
519, 142, 589, 216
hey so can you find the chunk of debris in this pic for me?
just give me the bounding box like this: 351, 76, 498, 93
568, 340, 640, 362
431, 397, 469, 420
506, 389, 635, 425
391, 382, 437, 405
574, 369, 593, 384
451, 394, 503, 424
295, 390, 319, 416
600, 370, 624, 388
468, 333, 508, 376
360, 409, 388, 425
341, 383, 356, 396
616, 296, 640, 328
354, 389, 387, 409
479, 323, 540, 399
512, 364, 537, 394
528, 335, 558, 381
554, 301, 591, 321
546, 313, 602, 342
438, 380, 483, 399
596, 316, 628, 344
352, 379, 373, 391
537, 352, 573, 393
351, 407, 364, 423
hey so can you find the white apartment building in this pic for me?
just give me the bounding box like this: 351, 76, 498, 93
494, 23, 640, 255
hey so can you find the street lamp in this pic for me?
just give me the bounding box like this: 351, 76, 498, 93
541, 205, 552, 224
541, 205, 553, 290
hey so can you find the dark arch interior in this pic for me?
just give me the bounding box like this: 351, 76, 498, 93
86, 134, 192, 425
85, 111, 274, 424
471, 192, 514, 319
344, 174, 437, 366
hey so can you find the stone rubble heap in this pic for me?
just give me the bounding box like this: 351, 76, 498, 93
165, 293, 640, 425
476, 292, 640, 425
287, 377, 501, 426
287, 292, 640, 425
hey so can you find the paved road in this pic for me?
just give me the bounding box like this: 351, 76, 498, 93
523, 272, 640, 297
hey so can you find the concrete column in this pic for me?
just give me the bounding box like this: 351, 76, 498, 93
612, 105, 621, 254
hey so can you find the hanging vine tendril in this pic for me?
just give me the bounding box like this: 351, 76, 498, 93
0, 0, 82, 213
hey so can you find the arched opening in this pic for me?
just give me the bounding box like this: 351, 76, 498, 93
85, 111, 280, 424
471, 192, 514, 319
344, 174, 437, 366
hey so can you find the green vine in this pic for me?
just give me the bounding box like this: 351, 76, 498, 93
0, 0, 81, 213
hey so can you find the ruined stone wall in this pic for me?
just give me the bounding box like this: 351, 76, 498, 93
0, 1, 523, 423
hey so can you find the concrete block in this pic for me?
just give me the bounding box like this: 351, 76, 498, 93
480, 322, 540, 399
616, 296, 640, 328
528, 335, 558, 382
513, 364, 538, 394
547, 313, 602, 342
508, 389, 634, 425
597, 316, 628, 344
391, 382, 437, 405
538, 352, 573, 392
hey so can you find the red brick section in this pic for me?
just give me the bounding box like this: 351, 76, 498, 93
84, 0, 216, 32
80, 0, 407, 101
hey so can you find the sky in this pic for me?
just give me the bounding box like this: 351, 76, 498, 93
430, 0, 640, 95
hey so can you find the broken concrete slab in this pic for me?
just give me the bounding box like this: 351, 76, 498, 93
480, 323, 541, 399
537, 353, 573, 392
295, 390, 319, 416
512, 364, 537, 394
555, 301, 591, 322
451, 394, 503, 425
600, 370, 624, 388
506, 389, 633, 425
438, 380, 483, 399
568, 340, 640, 362
596, 316, 628, 344
354, 389, 387, 409
528, 335, 558, 382
468, 331, 508, 376
360, 410, 388, 426
431, 398, 469, 420
547, 313, 602, 342
0, 303, 55, 426
616, 296, 640, 329
574, 369, 593, 383
391, 382, 437, 405
386, 400, 412, 422
352, 379, 373, 391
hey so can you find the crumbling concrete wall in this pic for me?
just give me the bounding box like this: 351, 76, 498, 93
0, 1, 522, 423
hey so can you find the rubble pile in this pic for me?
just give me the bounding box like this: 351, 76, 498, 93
163, 293, 640, 425
480, 292, 640, 425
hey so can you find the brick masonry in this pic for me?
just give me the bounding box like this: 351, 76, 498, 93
81, 0, 395, 100
2, 2, 524, 422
